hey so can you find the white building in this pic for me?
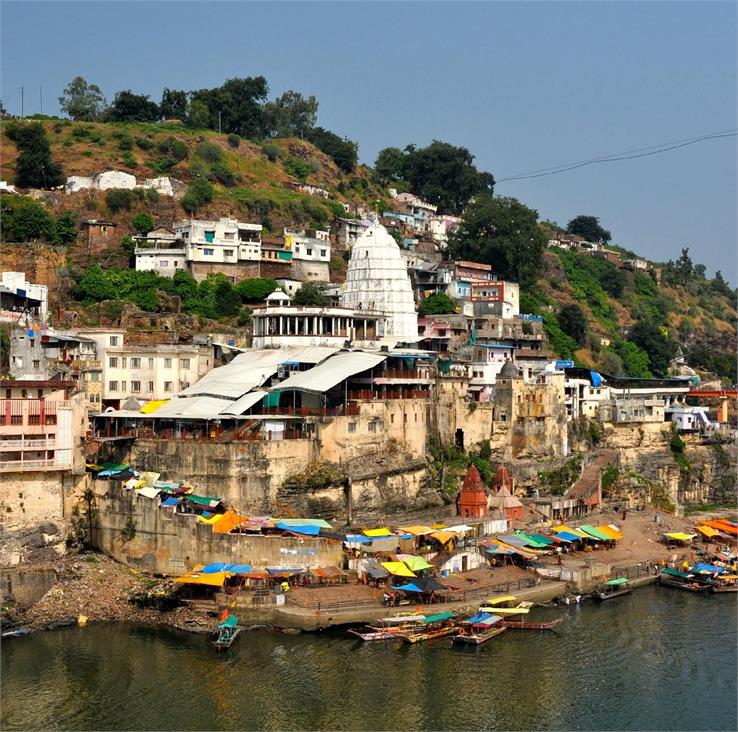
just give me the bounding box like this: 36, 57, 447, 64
1, 271, 49, 322
339, 223, 418, 345
134, 228, 186, 278
285, 228, 331, 282
667, 405, 711, 433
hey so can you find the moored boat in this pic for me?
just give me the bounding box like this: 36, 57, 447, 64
657, 568, 711, 592
595, 577, 632, 601
452, 612, 506, 645
347, 613, 427, 641
711, 574, 738, 593
399, 611, 458, 644
479, 595, 533, 616
500, 617, 563, 630
212, 614, 240, 651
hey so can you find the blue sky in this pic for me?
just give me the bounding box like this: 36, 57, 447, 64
2, 1, 736, 278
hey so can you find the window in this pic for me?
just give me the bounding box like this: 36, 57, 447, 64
224, 231, 235, 240
347, 422, 357, 433
109, 357, 118, 368
160, 260, 169, 267
164, 358, 172, 368
180, 358, 190, 370
203, 248, 214, 256
121, 358, 127, 368
90, 372, 100, 382
164, 381, 173, 392
109, 381, 118, 391
131, 357, 141, 369
306, 247, 313, 256
131, 381, 141, 392
204, 230, 215, 243
320, 249, 327, 257
109, 336, 119, 346
121, 381, 127, 391
224, 249, 234, 258
148, 358, 154, 369
148, 381, 154, 392
28, 415, 40, 425
32, 360, 40, 369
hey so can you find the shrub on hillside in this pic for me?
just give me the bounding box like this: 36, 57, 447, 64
181, 178, 214, 214
235, 278, 278, 303
1, 195, 56, 242
211, 161, 237, 187
227, 133, 241, 148
261, 143, 281, 162
106, 188, 134, 213
196, 141, 223, 163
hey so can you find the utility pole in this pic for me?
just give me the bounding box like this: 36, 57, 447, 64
218, 111, 222, 134
20, 86, 24, 118
39, 85, 43, 115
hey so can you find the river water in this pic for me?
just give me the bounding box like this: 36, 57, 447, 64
2, 586, 736, 731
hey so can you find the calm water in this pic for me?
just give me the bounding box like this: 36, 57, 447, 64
2, 587, 736, 731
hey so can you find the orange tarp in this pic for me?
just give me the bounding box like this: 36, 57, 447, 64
596, 525, 623, 540
703, 520, 737, 536
212, 511, 249, 534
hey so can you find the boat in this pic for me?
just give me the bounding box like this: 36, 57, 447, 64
595, 577, 632, 601
711, 575, 738, 593
657, 568, 711, 592
212, 614, 240, 650
479, 596, 533, 616
500, 618, 563, 630
347, 613, 427, 641
399, 611, 458, 644
452, 612, 507, 645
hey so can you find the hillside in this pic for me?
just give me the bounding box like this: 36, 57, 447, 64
0, 119, 387, 234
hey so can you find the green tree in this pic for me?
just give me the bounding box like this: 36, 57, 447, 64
418, 292, 455, 316
109, 90, 159, 122
105, 188, 134, 213
305, 127, 358, 172
612, 340, 651, 378
132, 212, 154, 235
627, 320, 677, 377
187, 99, 210, 129
566, 215, 611, 243
374, 147, 406, 182
235, 278, 278, 302
402, 141, 494, 215
54, 211, 78, 245
599, 266, 626, 297
75, 264, 117, 301
558, 303, 587, 346
0, 195, 56, 241
294, 282, 327, 306
601, 350, 625, 376
448, 194, 546, 287
7, 122, 64, 188
159, 88, 189, 120
181, 178, 214, 214
58, 76, 107, 121
214, 279, 241, 317
171, 271, 199, 311
190, 76, 269, 137
263, 90, 318, 138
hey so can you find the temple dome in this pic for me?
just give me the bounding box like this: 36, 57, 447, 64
339, 223, 418, 342
499, 360, 521, 379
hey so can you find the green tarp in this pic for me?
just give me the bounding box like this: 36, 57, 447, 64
606, 577, 629, 586
661, 568, 691, 579
186, 494, 222, 507
514, 532, 550, 549
422, 611, 455, 624
218, 615, 239, 628
580, 525, 613, 541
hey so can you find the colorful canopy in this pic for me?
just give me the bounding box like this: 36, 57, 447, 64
579, 525, 614, 541
276, 521, 320, 536
696, 525, 719, 538
213, 512, 248, 534
399, 555, 434, 572
381, 561, 416, 577
553, 531, 580, 543
664, 532, 695, 541
606, 577, 629, 586
173, 571, 227, 587
530, 533, 555, 545
161, 496, 181, 507
135, 486, 160, 499
391, 582, 424, 593
595, 525, 623, 540
276, 518, 333, 529
552, 525, 592, 540
140, 399, 169, 414
400, 525, 435, 536
464, 612, 502, 626
422, 611, 454, 624
186, 494, 222, 508
486, 595, 517, 605
692, 562, 728, 575
217, 615, 239, 628
364, 528, 392, 537
483, 544, 516, 555
198, 513, 225, 525
514, 532, 551, 549
430, 530, 456, 546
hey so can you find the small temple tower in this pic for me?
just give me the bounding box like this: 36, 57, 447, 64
488, 464, 524, 522
457, 464, 488, 519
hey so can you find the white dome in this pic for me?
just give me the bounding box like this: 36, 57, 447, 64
340, 224, 418, 342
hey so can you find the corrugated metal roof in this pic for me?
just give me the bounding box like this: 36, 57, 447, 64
154, 395, 232, 418
269, 351, 386, 394
219, 390, 267, 416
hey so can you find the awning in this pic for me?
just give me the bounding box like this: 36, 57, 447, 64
664, 532, 695, 541
135, 486, 160, 499
693, 562, 728, 575
400, 555, 434, 572
696, 525, 719, 538
381, 561, 416, 577
276, 522, 320, 536
606, 577, 629, 586
400, 525, 435, 536
345, 534, 373, 545
483, 544, 516, 556
486, 595, 517, 605
430, 530, 456, 546
173, 571, 227, 587
464, 612, 502, 626
364, 536, 400, 553
268, 351, 387, 395
579, 525, 614, 541
391, 582, 423, 593
361, 559, 389, 578
530, 533, 555, 545
219, 390, 267, 416
277, 518, 333, 529
212, 512, 249, 534
364, 528, 392, 537
422, 611, 454, 624
514, 532, 551, 549
595, 525, 623, 540
266, 568, 305, 576
553, 531, 580, 543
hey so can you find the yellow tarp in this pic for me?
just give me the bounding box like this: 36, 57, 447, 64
696, 525, 719, 538
596, 525, 623, 540
431, 522, 448, 530
212, 511, 249, 534
430, 530, 456, 546
486, 595, 517, 605
402, 556, 433, 572
381, 561, 417, 577
140, 399, 169, 414
400, 525, 435, 536
364, 528, 392, 537
664, 532, 695, 541
553, 524, 591, 539
198, 514, 225, 525
480, 606, 530, 616
173, 571, 227, 587
139, 471, 160, 487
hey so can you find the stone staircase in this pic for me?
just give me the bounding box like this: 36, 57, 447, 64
568, 449, 617, 505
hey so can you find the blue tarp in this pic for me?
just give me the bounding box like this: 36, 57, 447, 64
276, 522, 321, 536
399, 533, 414, 540
266, 568, 304, 576
391, 583, 423, 593
556, 360, 575, 369
554, 531, 581, 542
531, 533, 555, 545
693, 562, 728, 575
201, 563, 231, 573
464, 612, 502, 626
161, 496, 181, 507
345, 534, 373, 544
589, 370, 603, 387
228, 564, 253, 574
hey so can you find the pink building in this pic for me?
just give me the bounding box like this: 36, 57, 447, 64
0, 380, 87, 472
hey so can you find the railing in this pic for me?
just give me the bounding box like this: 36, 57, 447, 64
348, 389, 431, 401
608, 564, 657, 580
0, 458, 68, 470
0, 437, 56, 449
261, 404, 360, 417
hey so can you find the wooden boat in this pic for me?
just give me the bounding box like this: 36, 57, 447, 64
500, 618, 563, 630
480, 596, 534, 616
711, 574, 738, 593
212, 614, 240, 651
452, 611, 506, 645
399, 611, 458, 644
347, 613, 426, 642
595, 577, 632, 601
657, 569, 711, 592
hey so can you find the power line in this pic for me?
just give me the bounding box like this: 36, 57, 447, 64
496, 128, 738, 183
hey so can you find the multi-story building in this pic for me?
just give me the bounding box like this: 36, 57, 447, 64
439, 261, 520, 318
330, 217, 370, 250
0, 272, 48, 324
174, 217, 262, 282
284, 228, 331, 282
0, 380, 88, 473
134, 227, 186, 278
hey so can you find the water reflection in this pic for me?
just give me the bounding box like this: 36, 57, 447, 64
2, 587, 736, 731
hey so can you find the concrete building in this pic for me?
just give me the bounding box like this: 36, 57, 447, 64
340, 223, 418, 345
284, 228, 331, 282
175, 218, 262, 283
0, 271, 48, 324
331, 218, 370, 250
667, 405, 711, 433
81, 219, 118, 256
0, 380, 88, 473
134, 228, 186, 278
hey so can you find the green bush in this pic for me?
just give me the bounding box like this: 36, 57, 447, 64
105, 188, 134, 213
418, 292, 455, 316
145, 188, 160, 204
285, 157, 311, 182
71, 125, 91, 139
261, 143, 281, 162
117, 135, 133, 151
196, 141, 222, 163
181, 178, 214, 214
211, 161, 237, 187
1, 194, 56, 242
670, 434, 686, 454
235, 278, 278, 303
135, 136, 154, 150
121, 152, 137, 169
132, 212, 155, 235
227, 133, 241, 148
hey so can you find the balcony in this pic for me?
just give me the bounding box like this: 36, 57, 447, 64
0, 458, 69, 472
0, 437, 57, 450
